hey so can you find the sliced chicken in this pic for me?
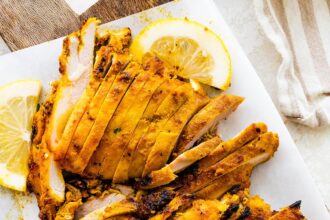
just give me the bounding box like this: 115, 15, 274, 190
179, 132, 279, 193
95, 57, 170, 180
113, 78, 184, 183
139, 137, 221, 189
194, 164, 252, 199
128, 83, 193, 178
103, 199, 138, 219
29, 83, 65, 220
216, 190, 247, 220
75, 193, 126, 220
173, 199, 229, 220
149, 194, 194, 220
112, 57, 181, 183
68, 53, 131, 173
55, 184, 82, 220
59, 28, 132, 167
269, 201, 306, 220
46, 18, 99, 159
172, 94, 244, 157
29, 83, 58, 196
83, 61, 143, 177
243, 195, 272, 220
59, 46, 114, 169
142, 88, 210, 176
37, 141, 66, 219
79, 197, 137, 220
197, 122, 268, 171
62, 32, 132, 173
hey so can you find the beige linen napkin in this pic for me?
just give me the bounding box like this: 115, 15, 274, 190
254, 0, 330, 127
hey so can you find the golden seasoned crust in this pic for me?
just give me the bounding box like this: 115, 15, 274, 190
142, 88, 209, 176
197, 122, 268, 171
270, 201, 306, 220
179, 132, 279, 194
172, 94, 244, 157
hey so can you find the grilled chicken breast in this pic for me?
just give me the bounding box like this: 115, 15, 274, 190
113, 78, 183, 183
46, 18, 99, 158
142, 87, 209, 176
62, 28, 132, 173
173, 199, 229, 220
194, 164, 252, 199
197, 122, 268, 170
128, 83, 193, 178
29, 83, 65, 220
180, 132, 279, 193
75, 193, 126, 220
140, 137, 221, 189
269, 201, 306, 220
149, 194, 194, 220
96, 58, 170, 180
172, 94, 244, 157
83, 61, 143, 177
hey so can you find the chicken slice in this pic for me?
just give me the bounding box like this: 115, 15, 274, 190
59, 46, 114, 167
197, 122, 268, 171
29, 83, 58, 196
149, 194, 194, 220
37, 141, 66, 219
216, 190, 247, 220
173, 199, 229, 220
179, 132, 279, 193
103, 199, 138, 219
112, 58, 181, 183
139, 137, 221, 189
75, 193, 126, 220
63, 52, 132, 173
113, 78, 184, 183
29, 83, 65, 219
87, 60, 166, 180
46, 18, 99, 158
243, 195, 272, 220
69, 53, 131, 173
128, 83, 193, 178
82, 61, 143, 177
269, 201, 306, 220
55, 184, 82, 220
142, 89, 209, 176
96, 58, 170, 180
172, 94, 244, 157
77, 193, 127, 220
194, 164, 252, 199
58, 28, 132, 164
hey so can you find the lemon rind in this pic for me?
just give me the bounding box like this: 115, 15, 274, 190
130, 18, 232, 90
0, 164, 27, 191
0, 80, 41, 105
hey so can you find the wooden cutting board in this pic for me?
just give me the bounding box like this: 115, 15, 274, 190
0, 0, 171, 51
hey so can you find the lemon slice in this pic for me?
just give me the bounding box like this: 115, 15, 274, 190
130, 18, 232, 90
0, 80, 41, 191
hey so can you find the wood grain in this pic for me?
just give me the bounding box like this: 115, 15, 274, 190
0, 0, 171, 51
0, 0, 80, 51
80, 0, 171, 23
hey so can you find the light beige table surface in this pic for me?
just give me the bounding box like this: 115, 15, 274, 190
215, 0, 330, 209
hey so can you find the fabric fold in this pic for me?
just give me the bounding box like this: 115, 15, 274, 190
254, 0, 330, 127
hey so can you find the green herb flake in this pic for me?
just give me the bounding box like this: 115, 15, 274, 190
36, 103, 41, 111
113, 127, 122, 134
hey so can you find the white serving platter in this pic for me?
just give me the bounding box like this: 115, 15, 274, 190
0, 0, 329, 219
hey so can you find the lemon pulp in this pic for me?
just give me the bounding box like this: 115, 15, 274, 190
0, 80, 41, 191
130, 18, 232, 90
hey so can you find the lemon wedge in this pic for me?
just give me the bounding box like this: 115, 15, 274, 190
130, 18, 232, 90
0, 80, 41, 191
